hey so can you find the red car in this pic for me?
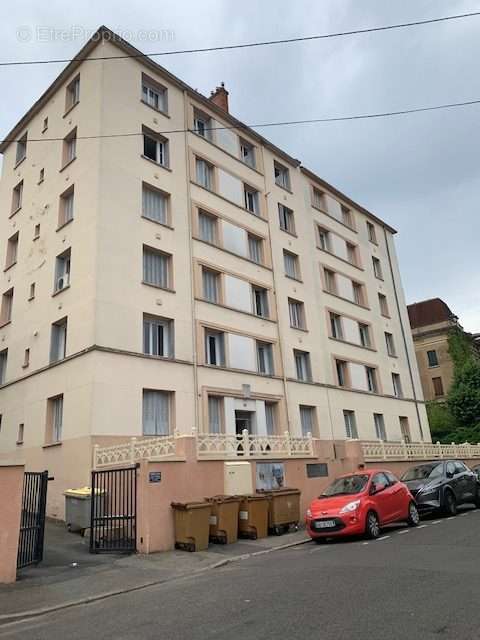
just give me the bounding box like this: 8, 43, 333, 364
306, 468, 419, 541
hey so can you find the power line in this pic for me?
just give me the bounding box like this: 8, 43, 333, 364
2, 97, 480, 145
1, 11, 480, 68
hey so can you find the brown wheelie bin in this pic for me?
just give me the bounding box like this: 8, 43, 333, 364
263, 488, 301, 535
171, 501, 211, 552
207, 495, 241, 544
238, 494, 269, 540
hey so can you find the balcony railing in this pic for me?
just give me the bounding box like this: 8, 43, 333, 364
196, 430, 314, 460
93, 435, 178, 469
361, 440, 480, 462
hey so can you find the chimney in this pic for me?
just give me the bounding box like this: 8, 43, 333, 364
209, 82, 229, 112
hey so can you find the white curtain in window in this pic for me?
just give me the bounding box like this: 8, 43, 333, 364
50, 321, 67, 362
143, 249, 169, 288
53, 396, 63, 442
0, 350, 7, 384
300, 406, 314, 437
202, 270, 218, 302
289, 302, 301, 327
208, 396, 222, 433
143, 317, 171, 357
284, 253, 297, 278
64, 193, 74, 222
143, 390, 170, 435
265, 403, 275, 435
199, 212, 215, 243
143, 187, 167, 224
196, 159, 211, 188
248, 236, 262, 263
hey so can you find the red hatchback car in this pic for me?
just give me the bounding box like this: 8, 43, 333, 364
306, 469, 419, 541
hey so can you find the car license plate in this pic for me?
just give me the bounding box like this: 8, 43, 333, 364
315, 520, 336, 529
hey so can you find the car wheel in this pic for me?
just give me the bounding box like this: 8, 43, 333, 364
365, 511, 380, 539
407, 501, 420, 527
443, 490, 457, 516
474, 488, 480, 509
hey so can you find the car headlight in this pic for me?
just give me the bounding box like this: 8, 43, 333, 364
340, 500, 361, 514
306, 508, 312, 518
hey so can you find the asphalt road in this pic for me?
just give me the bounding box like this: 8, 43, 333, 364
2, 507, 480, 640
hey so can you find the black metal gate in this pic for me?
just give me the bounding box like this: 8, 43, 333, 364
89, 466, 137, 554
17, 471, 48, 570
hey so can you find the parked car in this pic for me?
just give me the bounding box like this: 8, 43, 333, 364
306, 469, 419, 542
471, 463, 480, 480
401, 460, 480, 516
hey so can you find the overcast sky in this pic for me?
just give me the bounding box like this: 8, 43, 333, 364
1, 0, 479, 330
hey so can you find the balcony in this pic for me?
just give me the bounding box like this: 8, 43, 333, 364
361, 440, 480, 462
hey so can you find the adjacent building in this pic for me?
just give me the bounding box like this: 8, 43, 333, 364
0, 27, 430, 516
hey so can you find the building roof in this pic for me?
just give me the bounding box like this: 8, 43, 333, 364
0, 25, 396, 234
407, 298, 457, 329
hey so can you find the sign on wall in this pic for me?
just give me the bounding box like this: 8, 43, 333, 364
256, 462, 285, 490
306, 463, 329, 478
149, 471, 162, 483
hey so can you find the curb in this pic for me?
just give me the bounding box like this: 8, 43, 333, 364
0, 536, 311, 627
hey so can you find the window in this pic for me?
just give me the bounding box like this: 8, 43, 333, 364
208, 396, 223, 433
288, 298, 305, 329
34, 224, 40, 239
198, 211, 217, 244
252, 286, 269, 317
1, 289, 14, 324
5, 232, 19, 269
317, 226, 331, 252
400, 417, 411, 443
341, 205, 353, 228
39, 168, 45, 183
143, 246, 172, 289
12, 181, 23, 213
343, 410, 358, 439
143, 389, 171, 435
294, 350, 312, 381
329, 313, 343, 340
244, 185, 259, 215
274, 162, 290, 190
143, 128, 169, 167
62, 128, 77, 167
265, 402, 276, 435
47, 395, 64, 443
17, 424, 24, 445
374, 413, 386, 440
300, 405, 315, 437
312, 187, 326, 210
257, 341, 274, 375
366, 366, 378, 393
392, 373, 403, 398
372, 256, 383, 279
42, 117, 48, 132
65, 75, 80, 111
16, 133, 27, 165
352, 282, 365, 306
283, 250, 300, 280
0, 349, 7, 384
385, 332, 396, 356
142, 75, 168, 112
278, 204, 295, 234
143, 315, 173, 358
50, 317, 67, 363
324, 269, 337, 294
427, 350, 439, 367
346, 242, 358, 266
205, 329, 225, 366
367, 221, 377, 243
193, 110, 212, 140
54, 249, 71, 293
248, 234, 263, 264
202, 268, 220, 303
336, 360, 347, 386
29, 283, 35, 300
432, 377, 444, 397
23, 348, 30, 368
240, 139, 255, 168
142, 184, 168, 225
59, 186, 74, 227
196, 158, 213, 189
378, 293, 389, 317
358, 323, 371, 348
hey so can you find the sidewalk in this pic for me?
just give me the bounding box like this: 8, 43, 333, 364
0, 521, 311, 625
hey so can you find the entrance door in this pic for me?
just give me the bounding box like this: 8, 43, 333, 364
17, 471, 49, 570
235, 410, 253, 435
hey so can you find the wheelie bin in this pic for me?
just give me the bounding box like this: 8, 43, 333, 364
207, 495, 241, 544
238, 494, 269, 540
262, 488, 301, 535
171, 501, 212, 551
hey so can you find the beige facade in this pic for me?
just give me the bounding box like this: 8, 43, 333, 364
0, 28, 429, 517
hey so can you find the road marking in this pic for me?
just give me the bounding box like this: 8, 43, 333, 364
447, 517, 455, 520
398, 529, 410, 534
362, 542, 369, 545
460, 513, 469, 517
417, 524, 428, 529
432, 520, 442, 525
377, 535, 390, 541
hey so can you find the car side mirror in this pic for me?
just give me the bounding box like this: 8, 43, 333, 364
446, 471, 454, 479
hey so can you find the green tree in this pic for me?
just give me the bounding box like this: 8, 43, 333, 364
447, 358, 480, 428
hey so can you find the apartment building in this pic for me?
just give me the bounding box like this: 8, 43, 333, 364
0, 27, 429, 515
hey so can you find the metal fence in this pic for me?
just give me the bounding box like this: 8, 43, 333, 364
17, 471, 48, 570
361, 440, 480, 462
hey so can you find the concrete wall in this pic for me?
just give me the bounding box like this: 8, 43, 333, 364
0, 463, 24, 583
